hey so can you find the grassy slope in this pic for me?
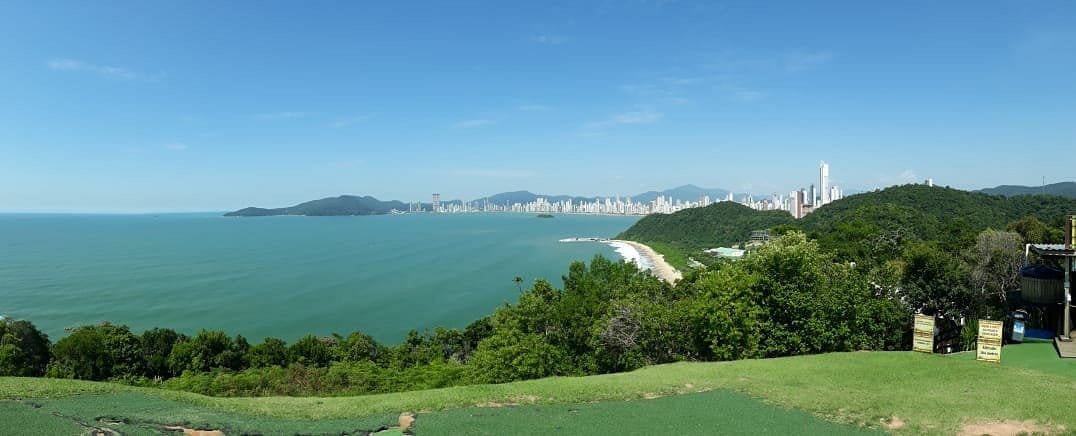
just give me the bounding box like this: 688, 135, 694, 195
2, 344, 1073, 434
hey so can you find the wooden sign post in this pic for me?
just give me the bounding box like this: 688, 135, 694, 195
913, 314, 934, 353
976, 320, 1003, 363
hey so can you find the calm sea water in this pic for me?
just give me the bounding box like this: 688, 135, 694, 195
0, 213, 639, 343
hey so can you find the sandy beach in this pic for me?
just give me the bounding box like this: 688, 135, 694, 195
610, 240, 682, 284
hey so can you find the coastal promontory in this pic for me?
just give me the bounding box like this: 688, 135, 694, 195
224, 195, 407, 217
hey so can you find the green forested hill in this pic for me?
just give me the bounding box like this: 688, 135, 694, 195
616, 201, 795, 252
224, 195, 407, 217
977, 181, 1076, 198
618, 184, 1076, 263
801, 184, 1075, 233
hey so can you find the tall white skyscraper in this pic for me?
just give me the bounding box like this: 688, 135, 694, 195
819, 161, 831, 206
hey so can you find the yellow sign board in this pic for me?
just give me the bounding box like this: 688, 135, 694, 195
913, 314, 933, 353
913, 335, 933, 353
976, 341, 1002, 363
976, 320, 1004, 363
978, 320, 1003, 342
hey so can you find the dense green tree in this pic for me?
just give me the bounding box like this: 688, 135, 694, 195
168, 330, 245, 374
1007, 216, 1065, 244
685, 264, 765, 360
48, 323, 143, 380
247, 337, 289, 368
0, 319, 51, 376
332, 332, 385, 364
901, 243, 976, 321
140, 328, 184, 378
467, 329, 567, 384
288, 335, 332, 367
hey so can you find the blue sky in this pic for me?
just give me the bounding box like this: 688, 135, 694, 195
1, 1, 1074, 212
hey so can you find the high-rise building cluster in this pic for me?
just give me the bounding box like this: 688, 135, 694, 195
410, 161, 843, 217
733, 161, 843, 219
468, 194, 714, 215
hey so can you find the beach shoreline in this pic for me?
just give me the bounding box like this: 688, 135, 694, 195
609, 239, 682, 284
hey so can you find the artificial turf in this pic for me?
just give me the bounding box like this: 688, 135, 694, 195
412, 389, 880, 435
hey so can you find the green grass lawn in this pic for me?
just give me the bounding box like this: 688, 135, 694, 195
2, 343, 1073, 434
948, 339, 1076, 379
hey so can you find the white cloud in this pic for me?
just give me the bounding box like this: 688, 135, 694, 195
453, 119, 494, 128
878, 169, 920, 186
254, 112, 306, 120
1013, 29, 1076, 57
621, 77, 705, 104
899, 169, 919, 183
330, 116, 370, 128
783, 51, 833, 72
704, 49, 834, 74
531, 34, 567, 44
586, 110, 663, 129
164, 143, 188, 151
518, 104, 551, 112
730, 88, 765, 102
47, 58, 158, 81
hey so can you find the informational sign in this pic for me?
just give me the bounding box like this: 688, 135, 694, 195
976, 342, 1002, 363
976, 320, 1004, 363
913, 314, 934, 353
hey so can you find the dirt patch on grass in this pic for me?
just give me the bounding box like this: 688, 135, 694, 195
959, 420, 1058, 436
163, 426, 224, 436
474, 395, 541, 408
884, 416, 904, 430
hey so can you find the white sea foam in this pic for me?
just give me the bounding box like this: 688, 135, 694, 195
606, 241, 652, 271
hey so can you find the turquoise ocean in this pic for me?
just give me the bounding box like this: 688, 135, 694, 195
0, 213, 639, 343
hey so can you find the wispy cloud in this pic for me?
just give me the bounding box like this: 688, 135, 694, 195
621, 77, 705, 104
782, 51, 833, 72
586, 110, 663, 129
518, 104, 551, 112
1013, 29, 1076, 57
254, 112, 306, 120
705, 49, 834, 74
879, 169, 920, 186
47, 58, 159, 81
726, 86, 765, 102
164, 143, 188, 151
531, 34, 567, 45
330, 115, 370, 128
453, 119, 494, 128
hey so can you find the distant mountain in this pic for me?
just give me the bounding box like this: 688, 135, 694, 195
977, 182, 1076, 199
472, 185, 739, 206
630, 184, 731, 203
471, 191, 600, 207
226, 184, 748, 217
224, 195, 407, 217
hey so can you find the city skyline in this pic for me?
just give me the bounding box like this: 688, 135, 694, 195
2, 1, 1075, 212
421, 161, 846, 218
